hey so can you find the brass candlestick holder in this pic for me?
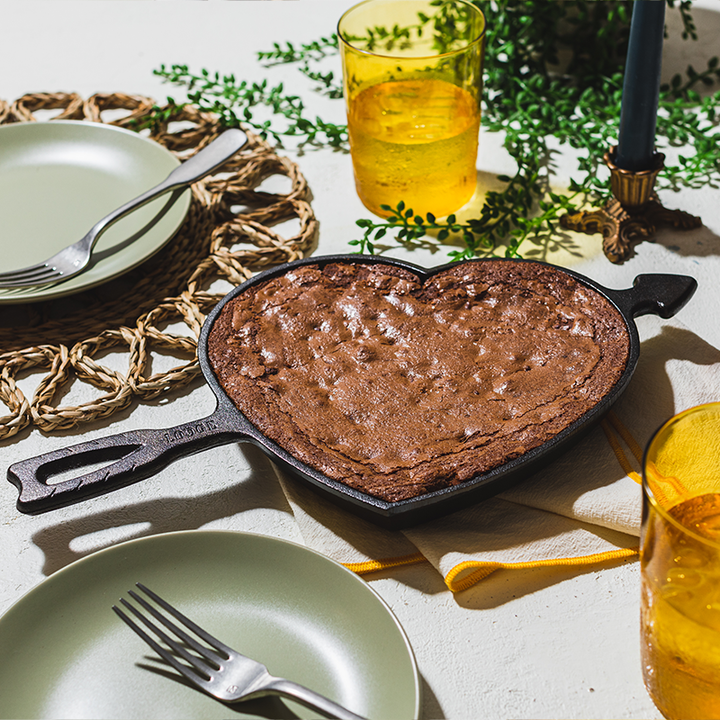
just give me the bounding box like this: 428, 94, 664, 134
560, 146, 702, 263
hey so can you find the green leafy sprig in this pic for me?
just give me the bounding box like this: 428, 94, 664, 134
153, 64, 347, 149
258, 35, 344, 98
352, 203, 472, 257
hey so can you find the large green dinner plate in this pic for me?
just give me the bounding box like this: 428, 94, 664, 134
0, 530, 421, 719
0, 120, 191, 304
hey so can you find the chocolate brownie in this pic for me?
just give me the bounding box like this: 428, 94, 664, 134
208, 260, 630, 502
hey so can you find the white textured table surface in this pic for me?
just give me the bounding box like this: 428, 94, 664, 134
1, 2, 719, 719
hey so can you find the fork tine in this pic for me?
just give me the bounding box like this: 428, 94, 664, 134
0, 267, 65, 288
117, 597, 213, 675
112, 603, 211, 688
0, 264, 50, 279
115, 595, 219, 681
136, 583, 236, 657
126, 590, 223, 664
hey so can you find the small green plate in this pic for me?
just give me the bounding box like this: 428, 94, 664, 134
0, 530, 421, 719
0, 121, 191, 304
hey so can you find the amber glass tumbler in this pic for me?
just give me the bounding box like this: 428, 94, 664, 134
641, 402, 720, 719
338, 0, 486, 218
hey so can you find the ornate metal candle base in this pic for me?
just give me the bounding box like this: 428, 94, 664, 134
560, 147, 702, 263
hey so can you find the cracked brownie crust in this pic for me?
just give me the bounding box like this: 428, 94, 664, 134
208, 260, 630, 502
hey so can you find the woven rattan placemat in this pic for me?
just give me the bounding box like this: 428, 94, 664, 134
0, 92, 318, 440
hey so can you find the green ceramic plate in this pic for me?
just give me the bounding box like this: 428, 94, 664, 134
0, 530, 420, 720
0, 120, 191, 304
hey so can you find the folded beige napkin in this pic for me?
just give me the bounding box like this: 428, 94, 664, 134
274, 315, 720, 592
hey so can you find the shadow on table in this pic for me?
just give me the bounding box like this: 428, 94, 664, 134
653, 223, 720, 259
454, 553, 637, 612
663, 6, 720, 93
418, 675, 444, 720
31, 444, 291, 577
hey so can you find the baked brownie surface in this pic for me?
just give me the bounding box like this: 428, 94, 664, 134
208, 260, 630, 502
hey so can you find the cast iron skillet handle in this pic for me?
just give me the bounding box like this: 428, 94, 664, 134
7, 405, 246, 515
605, 273, 697, 319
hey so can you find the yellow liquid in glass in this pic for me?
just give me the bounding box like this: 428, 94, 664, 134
347, 79, 480, 217
642, 493, 720, 719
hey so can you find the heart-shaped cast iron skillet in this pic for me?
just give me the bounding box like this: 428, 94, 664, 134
7, 255, 697, 528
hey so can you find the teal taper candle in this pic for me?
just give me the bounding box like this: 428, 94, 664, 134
615, 0, 666, 171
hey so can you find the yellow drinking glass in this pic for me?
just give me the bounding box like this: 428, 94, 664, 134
338, 0, 486, 218
642, 402, 720, 719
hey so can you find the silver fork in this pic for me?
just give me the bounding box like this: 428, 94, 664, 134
0, 128, 247, 289
112, 583, 367, 720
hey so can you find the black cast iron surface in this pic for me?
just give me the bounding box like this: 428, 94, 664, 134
7, 255, 697, 528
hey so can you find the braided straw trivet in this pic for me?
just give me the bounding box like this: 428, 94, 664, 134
0, 92, 319, 440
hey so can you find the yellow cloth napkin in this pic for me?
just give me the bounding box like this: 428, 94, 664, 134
274, 315, 720, 592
